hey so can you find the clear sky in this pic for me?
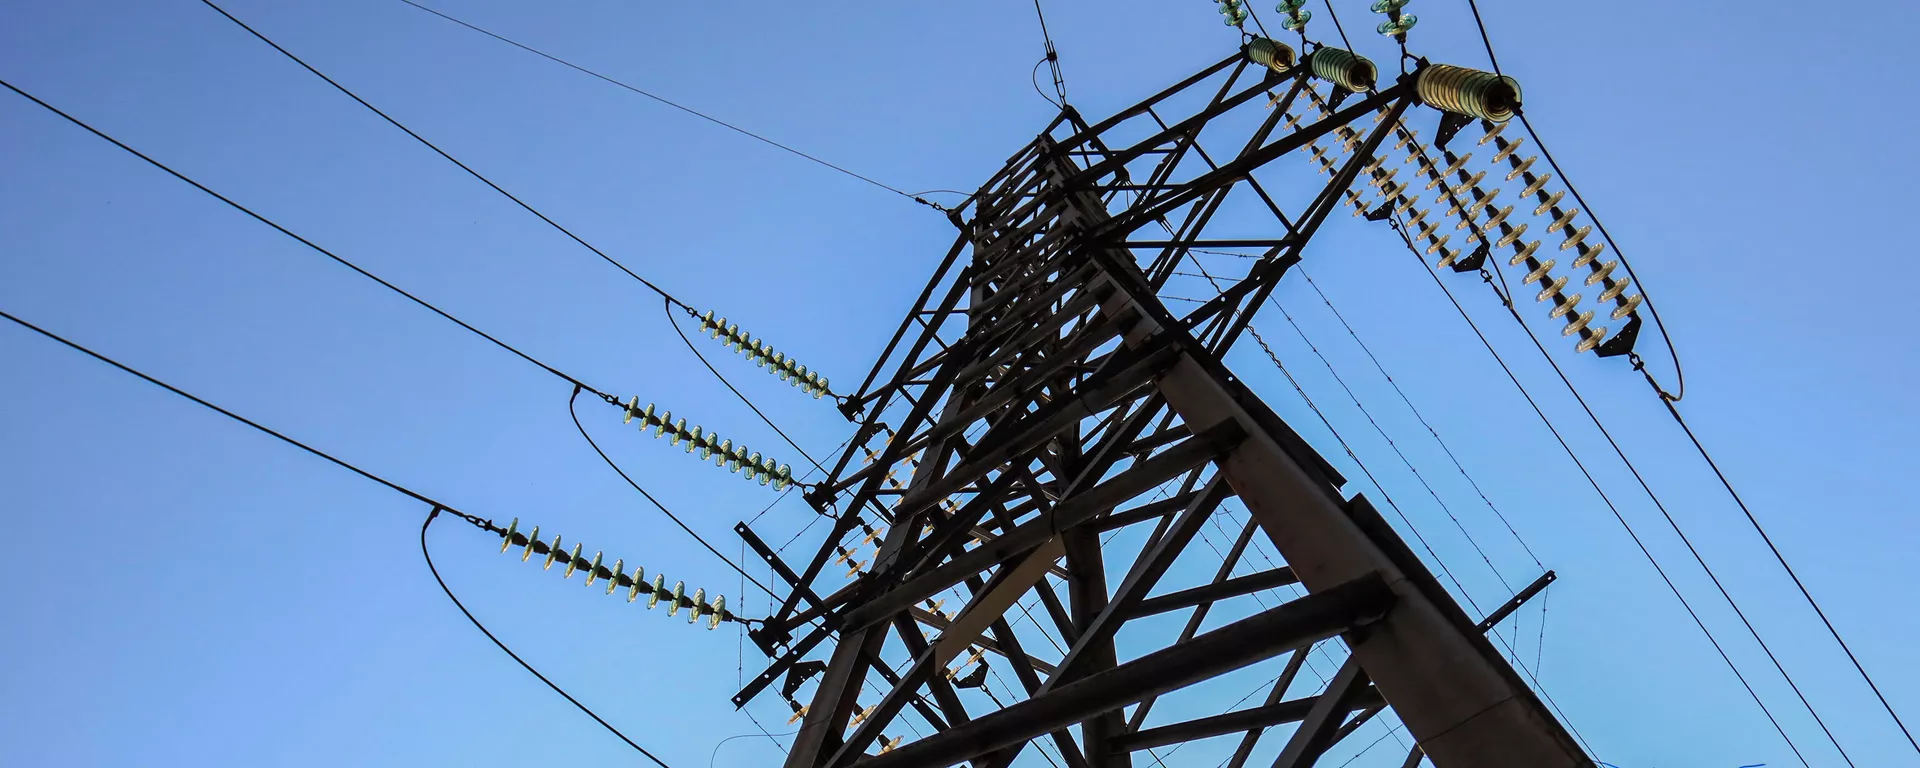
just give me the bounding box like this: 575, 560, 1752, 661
3, 1, 1916, 766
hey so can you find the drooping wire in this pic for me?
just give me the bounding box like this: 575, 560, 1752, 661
1030, 0, 1068, 105
1380, 215, 1815, 768
391, 0, 951, 213
0, 77, 617, 404
198, 0, 685, 304
708, 728, 798, 768
1458, 0, 1681, 401
568, 387, 779, 599
1030, 59, 1063, 110
422, 508, 676, 767
200, 2, 857, 507
0, 307, 677, 762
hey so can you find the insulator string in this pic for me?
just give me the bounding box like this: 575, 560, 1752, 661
494, 518, 744, 628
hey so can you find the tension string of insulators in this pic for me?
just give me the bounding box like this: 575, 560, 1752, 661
1262, 42, 1621, 355
622, 397, 797, 490
495, 518, 740, 629
1474, 120, 1645, 326
689, 308, 833, 400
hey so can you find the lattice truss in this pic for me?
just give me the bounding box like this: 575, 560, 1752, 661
736, 40, 1595, 768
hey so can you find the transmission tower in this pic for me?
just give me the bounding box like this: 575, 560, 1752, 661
736, 39, 1590, 768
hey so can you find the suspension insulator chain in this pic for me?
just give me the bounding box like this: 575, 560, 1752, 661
622, 397, 796, 490
692, 309, 833, 399
495, 518, 741, 629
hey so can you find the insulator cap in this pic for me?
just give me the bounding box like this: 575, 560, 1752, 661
1416, 64, 1522, 123
1308, 48, 1378, 93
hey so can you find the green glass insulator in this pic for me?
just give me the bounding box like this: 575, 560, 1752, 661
1225, 8, 1247, 24
771, 352, 788, 380
1378, 14, 1416, 35
562, 543, 584, 579
683, 425, 701, 453
689, 588, 706, 624
622, 396, 640, 424
1368, 0, 1408, 12
543, 535, 562, 570
647, 574, 666, 609
1275, 0, 1305, 11
627, 565, 646, 601
717, 439, 734, 468
817, 377, 829, 398
521, 526, 539, 562
584, 551, 604, 586
709, 595, 725, 629
500, 518, 518, 554
606, 558, 623, 594
667, 418, 685, 446
653, 412, 671, 438
700, 310, 719, 336
1281, 8, 1311, 30
696, 431, 715, 459
668, 581, 686, 617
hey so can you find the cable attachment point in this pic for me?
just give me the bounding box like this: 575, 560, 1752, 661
693, 309, 833, 399
495, 518, 741, 629
620, 396, 796, 490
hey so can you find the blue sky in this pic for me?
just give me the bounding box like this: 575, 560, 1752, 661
2, 1, 1916, 766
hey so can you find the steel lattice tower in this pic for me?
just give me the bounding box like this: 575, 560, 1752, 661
736, 40, 1589, 768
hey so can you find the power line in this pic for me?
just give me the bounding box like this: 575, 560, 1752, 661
1030, 0, 1067, 106
568, 387, 779, 599
422, 509, 674, 767
0, 76, 616, 404
1457, 0, 1914, 755
1, 74, 781, 609
664, 300, 828, 478
198, 0, 684, 304
1380, 214, 1816, 768
202, 0, 854, 501
390, 0, 951, 213
0, 306, 748, 765
1262, 288, 1519, 593
0, 307, 467, 516
1288, 263, 1543, 569
1470, 252, 1858, 766
1319, 0, 1355, 52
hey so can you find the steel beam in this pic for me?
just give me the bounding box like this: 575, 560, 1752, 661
858, 573, 1396, 768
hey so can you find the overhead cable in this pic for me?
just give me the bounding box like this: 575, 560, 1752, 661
0, 77, 616, 404
198, 0, 684, 304
423, 509, 675, 767
1460, 0, 1915, 755
390, 0, 951, 213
